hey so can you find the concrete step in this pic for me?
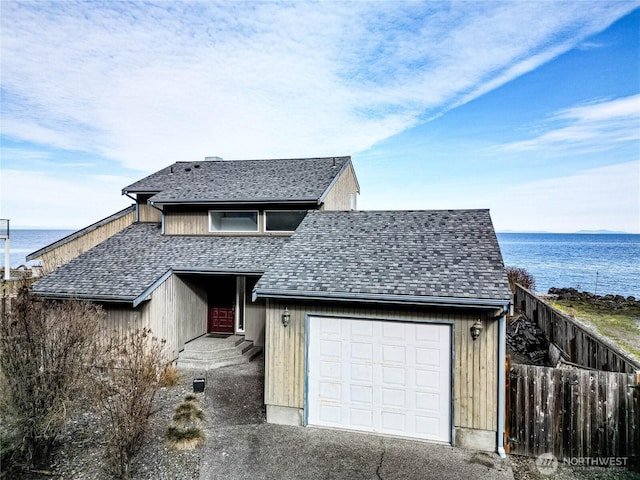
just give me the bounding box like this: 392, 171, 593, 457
178, 354, 248, 371
182, 334, 244, 352
179, 347, 240, 361
244, 345, 263, 362
177, 336, 262, 370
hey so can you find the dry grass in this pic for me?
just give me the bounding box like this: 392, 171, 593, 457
552, 300, 640, 360
159, 366, 179, 387
165, 396, 205, 451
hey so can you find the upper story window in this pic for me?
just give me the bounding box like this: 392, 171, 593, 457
264, 210, 307, 232
209, 211, 258, 232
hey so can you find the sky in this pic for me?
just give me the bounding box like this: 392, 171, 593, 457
1, 1, 639, 233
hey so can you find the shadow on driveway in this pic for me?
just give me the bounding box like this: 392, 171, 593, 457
199, 354, 513, 480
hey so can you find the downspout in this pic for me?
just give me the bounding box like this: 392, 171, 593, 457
123, 192, 139, 222
497, 306, 507, 458
148, 200, 165, 232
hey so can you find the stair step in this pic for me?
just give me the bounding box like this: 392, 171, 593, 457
178, 355, 248, 370
245, 345, 262, 361
177, 335, 262, 370
183, 335, 245, 352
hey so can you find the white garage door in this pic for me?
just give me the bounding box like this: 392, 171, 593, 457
307, 316, 451, 443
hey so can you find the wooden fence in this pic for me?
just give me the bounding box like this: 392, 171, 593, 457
506, 361, 640, 460
515, 285, 640, 373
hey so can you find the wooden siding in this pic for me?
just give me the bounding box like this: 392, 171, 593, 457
164, 211, 209, 234
103, 274, 207, 361
102, 306, 146, 339
321, 165, 358, 210
515, 285, 640, 373
39, 209, 136, 271
244, 278, 266, 346
265, 300, 499, 432
138, 203, 162, 223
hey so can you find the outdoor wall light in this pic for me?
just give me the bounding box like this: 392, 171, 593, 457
281, 307, 291, 327
470, 319, 483, 341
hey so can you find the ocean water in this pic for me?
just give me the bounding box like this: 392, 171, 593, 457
497, 233, 640, 298
1, 229, 75, 268
2, 230, 638, 298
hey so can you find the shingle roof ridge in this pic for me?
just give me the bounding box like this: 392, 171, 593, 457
309, 208, 489, 213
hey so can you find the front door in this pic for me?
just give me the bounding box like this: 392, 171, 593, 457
208, 305, 235, 333
207, 278, 236, 334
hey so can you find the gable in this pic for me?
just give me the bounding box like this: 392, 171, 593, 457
254, 209, 512, 306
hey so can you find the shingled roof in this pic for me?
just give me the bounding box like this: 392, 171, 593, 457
122, 156, 355, 205
254, 209, 512, 307
31, 223, 287, 304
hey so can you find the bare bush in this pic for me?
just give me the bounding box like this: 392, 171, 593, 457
505, 266, 536, 293
0, 281, 103, 469
94, 328, 167, 479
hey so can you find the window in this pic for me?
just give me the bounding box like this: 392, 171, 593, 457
264, 210, 307, 232
209, 211, 258, 232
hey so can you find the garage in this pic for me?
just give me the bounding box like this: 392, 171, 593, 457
306, 315, 452, 443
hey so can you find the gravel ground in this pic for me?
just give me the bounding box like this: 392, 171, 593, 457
6, 368, 207, 480
510, 454, 640, 480
4, 353, 638, 479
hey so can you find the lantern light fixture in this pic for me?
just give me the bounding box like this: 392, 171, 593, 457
470, 319, 483, 341
282, 307, 291, 327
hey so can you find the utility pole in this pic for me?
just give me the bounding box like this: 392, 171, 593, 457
1, 219, 10, 281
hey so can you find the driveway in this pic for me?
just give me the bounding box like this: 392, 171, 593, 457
199, 354, 514, 480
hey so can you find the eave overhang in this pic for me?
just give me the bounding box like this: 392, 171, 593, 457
31, 292, 137, 304
253, 288, 512, 310
149, 198, 320, 207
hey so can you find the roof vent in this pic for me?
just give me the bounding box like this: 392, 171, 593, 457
332, 157, 337, 168
205, 156, 223, 161
185, 167, 192, 172
194, 164, 200, 168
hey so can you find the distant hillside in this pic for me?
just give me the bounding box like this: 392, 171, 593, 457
575, 229, 631, 234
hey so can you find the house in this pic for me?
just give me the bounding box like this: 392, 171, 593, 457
28, 156, 512, 454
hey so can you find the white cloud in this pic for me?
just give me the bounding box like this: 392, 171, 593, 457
0, 169, 133, 229
497, 95, 640, 153
359, 160, 640, 233
489, 161, 640, 233
1, 1, 637, 171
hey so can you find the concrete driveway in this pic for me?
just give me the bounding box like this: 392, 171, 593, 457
198, 355, 513, 480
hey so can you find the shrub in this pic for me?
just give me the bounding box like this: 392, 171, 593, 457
93, 328, 167, 479
0, 281, 103, 469
159, 365, 179, 387
505, 266, 536, 293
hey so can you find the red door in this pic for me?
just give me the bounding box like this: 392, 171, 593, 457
207, 278, 236, 334
208, 305, 235, 334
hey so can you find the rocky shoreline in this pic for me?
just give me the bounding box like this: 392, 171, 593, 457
546, 287, 639, 310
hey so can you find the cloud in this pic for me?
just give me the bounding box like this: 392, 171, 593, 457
359, 160, 640, 233
490, 161, 640, 233
497, 95, 640, 153
0, 169, 133, 228
1, 1, 637, 172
